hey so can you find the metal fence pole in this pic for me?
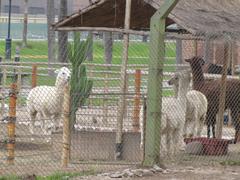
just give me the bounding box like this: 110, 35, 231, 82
143, 0, 179, 166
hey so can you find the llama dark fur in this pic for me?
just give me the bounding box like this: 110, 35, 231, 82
207, 63, 232, 75
185, 57, 240, 143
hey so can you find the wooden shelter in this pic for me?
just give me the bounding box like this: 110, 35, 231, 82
53, 0, 175, 32
53, 0, 240, 35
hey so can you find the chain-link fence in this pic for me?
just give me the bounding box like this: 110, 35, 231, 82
1, 0, 240, 178
1, 36, 240, 176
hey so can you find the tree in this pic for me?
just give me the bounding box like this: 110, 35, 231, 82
22, 0, 28, 47
47, 0, 56, 70
58, 0, 68, 63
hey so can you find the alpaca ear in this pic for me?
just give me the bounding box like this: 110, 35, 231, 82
54, 69, 60, 74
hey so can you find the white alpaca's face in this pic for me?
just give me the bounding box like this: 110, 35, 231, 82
55, 67, 71, 83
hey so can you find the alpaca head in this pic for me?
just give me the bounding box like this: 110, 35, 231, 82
185, 56, 205, 68
55, 67, 71, 87
168, 70, 191, 88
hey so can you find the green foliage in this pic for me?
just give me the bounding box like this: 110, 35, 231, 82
68, 32, 93, 125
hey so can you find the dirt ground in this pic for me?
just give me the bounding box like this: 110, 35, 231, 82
72, 165, 240, 180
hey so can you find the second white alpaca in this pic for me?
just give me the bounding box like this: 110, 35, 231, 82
27, 67, 71, 142
168, 70, 208, 138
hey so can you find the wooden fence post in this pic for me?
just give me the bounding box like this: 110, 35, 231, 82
103, 73, 109, 124
1, 67, 7, 118
115, 0, 132, 160
7, 83, 17, 165
32, 64, 37, 88
217, 37, 230, 138
61, 85, 70, 167
132, 69, 141, 132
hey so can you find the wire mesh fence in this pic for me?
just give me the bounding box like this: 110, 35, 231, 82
2, 1, 240, 178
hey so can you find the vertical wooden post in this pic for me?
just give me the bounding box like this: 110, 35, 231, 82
115, 0, 132, 160
61, 85, 70, 167
17, 68, 22, 90
216, 37, 230, 138
1, 67, 7, 119
7, 83, 17, 165
32, 64, 37, 88
103, 73, 109, 124
193, 40, 198, 56
132, 69, 141, 132
176, 38, 182, 71
16, 68, 22, 106
143, 0, 179, 166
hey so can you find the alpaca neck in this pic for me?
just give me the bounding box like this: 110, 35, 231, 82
178, 81, 189, 101
190, 63, 205, 89
55, 80, 66, 97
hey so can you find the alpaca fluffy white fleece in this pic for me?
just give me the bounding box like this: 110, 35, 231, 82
169, 70, 208, 138
140, 71, 189, 156
27, 67, 71, 141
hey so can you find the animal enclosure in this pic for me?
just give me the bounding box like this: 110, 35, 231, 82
2, 0, 240, 177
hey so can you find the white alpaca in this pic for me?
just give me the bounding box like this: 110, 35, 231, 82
168, 70, 208, 138
27, 67, 71, 142
140, 71, 189, 156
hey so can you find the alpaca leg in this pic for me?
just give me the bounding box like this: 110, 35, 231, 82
184, 106, 191, 138
190, 111, 198, 137
207, 124, 211, 138
29, 110, 37, 141
52, 114, 60, 132
173, 128, 180, 155
41, 112, 51, 143
183, 120, 188, 138
197, 115, 205, 136
212, 124, 215, 138
166, 130, 171, 156
230, 110, 240, 143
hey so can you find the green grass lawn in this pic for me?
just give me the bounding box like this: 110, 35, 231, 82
0, 40, 176, 101
0, 40, 176, 65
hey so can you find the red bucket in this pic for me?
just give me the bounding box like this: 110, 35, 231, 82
184, 137, 231, 155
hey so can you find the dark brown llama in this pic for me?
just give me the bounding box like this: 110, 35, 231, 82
185, 56, 240, 143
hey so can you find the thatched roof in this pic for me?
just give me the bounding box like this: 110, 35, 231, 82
53, 0, 240, 35
148, 0, 240, 34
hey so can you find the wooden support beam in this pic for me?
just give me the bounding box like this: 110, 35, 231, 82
7, 83, 17, 165
61, 85, 70, 167
216, 37, 230, 138
132, 69, 141, 132
115, 0, 132, 160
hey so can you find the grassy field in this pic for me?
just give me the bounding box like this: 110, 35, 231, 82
0, 40, 176, 100
0, 40, 176, 65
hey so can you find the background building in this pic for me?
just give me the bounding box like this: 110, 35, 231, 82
0, 0, 90, 16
